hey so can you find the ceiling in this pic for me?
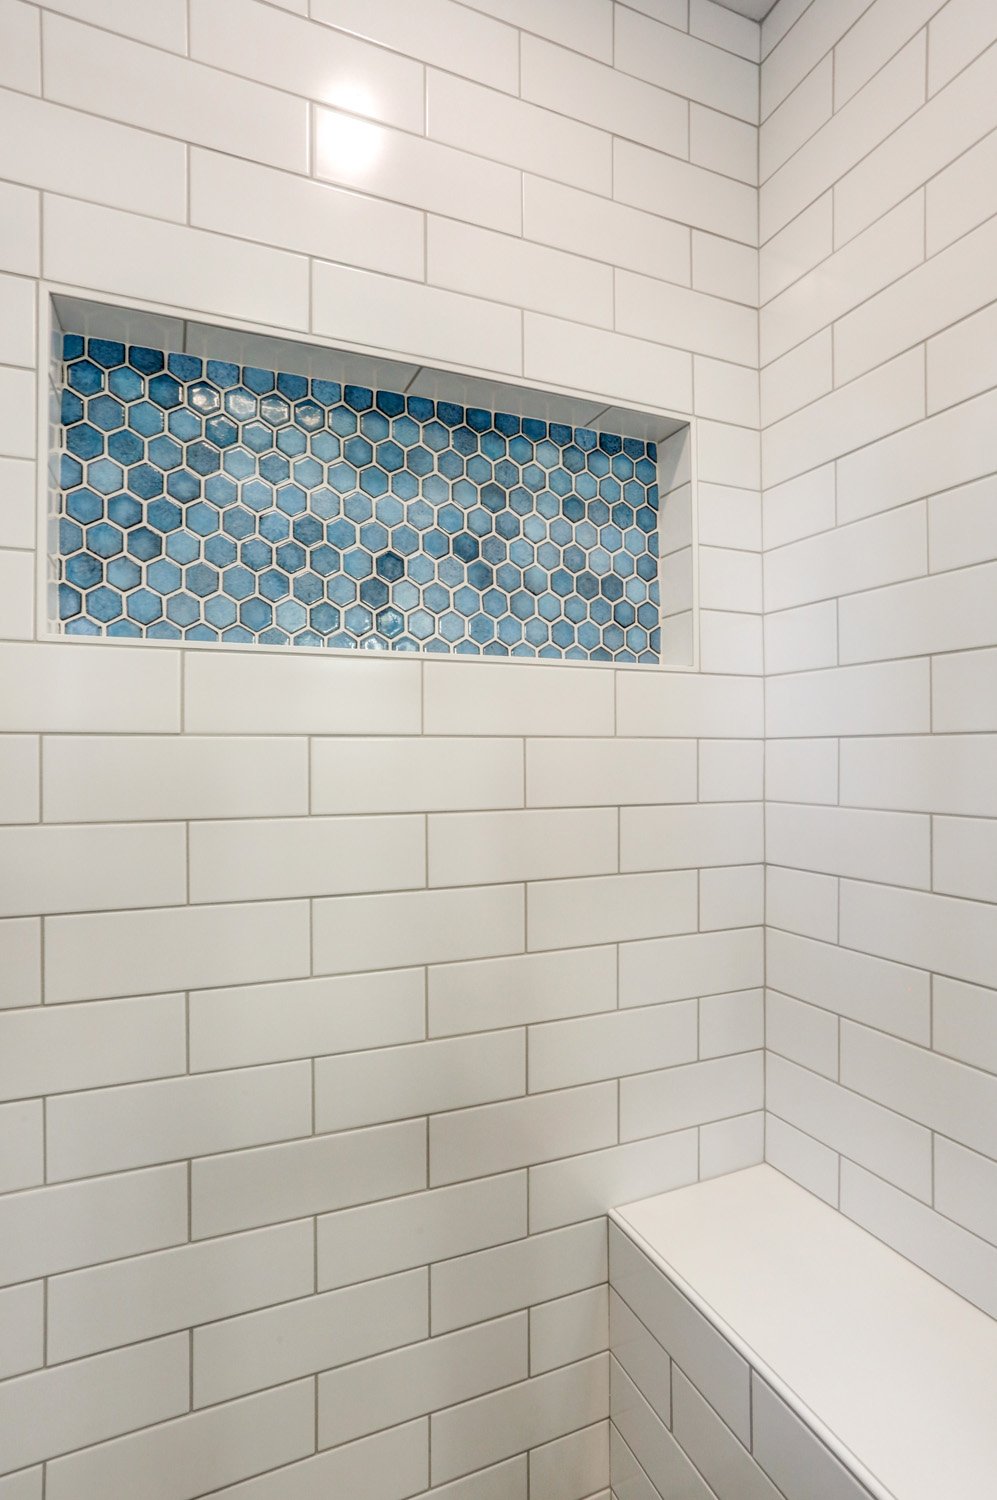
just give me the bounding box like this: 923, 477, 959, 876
713, 0, 780, 19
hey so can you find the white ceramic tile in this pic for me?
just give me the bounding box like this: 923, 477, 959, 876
934, 975, 997, 1075
696, 419, 760, 488
767, 1053, 931, 1200
616, 5, 758, 122
45, 14, 307, 171
699, 986, 764, 1057
841, 561, 997, 665
766, 864, 838, 941
0, 821, 185, 918
184, 650, 419, 734
618, 273, 758, 367
927, 297, 997, 417
319, 1314, 527, 1449
0, 1165, 187, 1286
527, 737, 696, 808
752, 1374, 872, 1500
700, 863, 765, 929
48, 1220, 313, 1363
429, 944, 616, 1036
0, 0, 39, 92
925, 124, 997, 255
0, 992, 184, 1103
765, 738, 838, 805
425, 661, 612, 736
428, 218, 613, 327
430, 1354, 608, 1485
621, 1051, 763, 1141
700, 1111, 765, 1177
529, 1132, 698, 1233
690, 0, 760, 61
0, 367, 34, 460
0, 1099, 42, 1195
522, 34, 687, 155
45, 198, 309, 332
928, 0, 997, 92
765, 927, 930, 1043
617, 673, 763, 738
192, 1118, 426, 1238
760, 57, 832, 180
189, 0, 423, 129
615, 140, 756, 245
611, 1365, 713, 1500
316, 1029, 523, 1132
0, 735, 36, 823
0, 274, 34, 368
463, 0, 612, 58
841, 734, 997, 817
761, 0, 874, 117
934, 1137, 997, 1248
699, 545, 764, 612
313, 0, 519, 91
620, 927, 764, 1006
524, 310, 693, 413
766, 989, 838, 1078
697, 484, 762, 551
935, 817, 997, 904
429, 1083, 617, 1185
529, 1002, 697, 1092
760, 193, 832, 303
766, 502, 926, 615
45, 899, 309, 1004
674, 1365, 782, 1500
190, 967, 424, 1071
765, 1113, 840, 1206
0, 1335, 189, 1475
190, 151, 423, 280
760, 329, 832, 426
200, 1420, 429, 1500
0, 1281, 42, 1381
933, 646, 997, 732
690, 103, 758, 185
531, 1291, 609, 1377
0, 919, 39, 1010
766, 659, 930, 737
0, 1470, 47, 1500
692, 231, 757, 305
763, 464, 836, 550
0, 457, 35, 549
318, 1172, 526, 1290
45, 1381, 314, 1500
765, 802, 930, 888
429, 808, 616, 887
698, 739, 764, 801
40, 0, 186, 48
524, 176, 691, 286
314, 884, 522, 974
609, 1291, 671, 1424
528, 870, 697, 951
194, 1268, 427, 1407
764, 600, 837, 675
432, 1220, 606, 1334
928, 475, 997, 574
313, 735, 522, 814
620, 801, 763, 871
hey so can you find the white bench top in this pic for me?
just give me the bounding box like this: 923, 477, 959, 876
612, 1165, 997, 1500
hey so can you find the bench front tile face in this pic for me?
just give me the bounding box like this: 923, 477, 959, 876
608, 1220, 876, 1500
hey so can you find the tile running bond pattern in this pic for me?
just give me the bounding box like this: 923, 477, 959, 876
56, 336, 662, 661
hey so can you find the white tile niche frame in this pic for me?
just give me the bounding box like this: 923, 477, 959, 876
39, 286, 699, 669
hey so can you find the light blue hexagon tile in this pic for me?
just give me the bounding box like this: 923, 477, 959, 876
56, 335, 661, 662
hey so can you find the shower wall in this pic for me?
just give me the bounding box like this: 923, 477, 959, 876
760, 0, 997, 1317
0, 4, 762, 1498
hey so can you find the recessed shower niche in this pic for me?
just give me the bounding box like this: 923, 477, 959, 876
47, 295, 697, 666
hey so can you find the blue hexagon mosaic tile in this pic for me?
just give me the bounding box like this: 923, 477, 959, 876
56, 335, 661, 661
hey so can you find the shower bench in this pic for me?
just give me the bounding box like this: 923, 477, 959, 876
608, 1164, 997, 1500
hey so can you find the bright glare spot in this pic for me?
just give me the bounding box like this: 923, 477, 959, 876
316, 89, 384, 182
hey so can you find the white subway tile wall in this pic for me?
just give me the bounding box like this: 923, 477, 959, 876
760, 0, 997, 1325
0, 3, 765, 1496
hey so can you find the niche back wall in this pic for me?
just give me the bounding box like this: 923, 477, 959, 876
0, 3, 762, 1499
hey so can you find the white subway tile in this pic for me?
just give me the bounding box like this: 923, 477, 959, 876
428, 218, 612, 327
525, 176, 691, 286
46, 900, 310, 1004
928, 0, 997, 92
525, 309, 693, 410
0, 736, 36, 823
618, 673, 763, 737
766, 802, 930, 888
0, 274, 34, 368
425, 661, 612, 736
612, 1361, 713, 1500
0, 1335, 189, 1474
766, 502, 927, 614
429, 945, 617, 1035
841, 560, 997, 665
529, 1002, 697, 1092
929, 475, 997, 573
195, 1267, 427, 1407
692, 231, 757, 305
465, 0, 612, 57
935, 1138, 997, 1249
0, 547, 33, 636
935, 816, 997, 903
429, 808, 616, 887
0, 644, 178, 734
615, 140, 756, 245
0, 919, 39, 1009
0, 1282, 42, 1381
0, 367, 34, 459
618, 273, 757, 365
315, 884, 522, 974
672, 1366, 780, 1500
527, 737, 695, 808
842, 734, 997, 817
313, 735, 522, 814
0, 1098, 41, 1196
765, 738, 838, 805
318, 1172, 526, 1290
190, 0, 423, 129
763, 464, 835, 549
432, 1220, 606, 1334
191, 968, 424, 1072
926, 125, 997, 255
319, 1314, 527, 1449
45, 198, 309, 332
0, 1467, 39, 1500
202, 1420, 429, 1500
765, 1113, 840, 1206
841, 1161, 997, 1318
691, 103, 757, 185
760, 329, 832, 426
431, 1354, 608, 1485
699, 547, 763, 614
761, 0, 873, 116
529, 1131, 698, 1233
842, 1021, 997, 1159
933, 646, 997, 732
760, 58, 832, 180
621, 1051, 763, 1139
764, 600, 837, 675
698, 485, 762, 551
766, 660, 930, 737
766, 990, 838, 1078
49, 1219, 312, 1364
523, 35, 686, 155
0, 822, 184, 918
0, 457, 35, 550
610, 1288, 671, 1424
767, 1053, 931, 1200
928, 297, 997, 417
698, 739, 764, 801
185, 650, 420, 734
314, 0, 518, 91
700, 864, 765, 929
934, 976, 997, 1075
430, 1083, 617, 1185
621, 801, 763, 871
691, 0, 759, 59
760, 193, 832, 302
0, 0, 39, 91
40, 0, 186, 49
699, 987, 764, 1057
616, 5, 758, 122
316, 1029, 523, 1132
0, 1165, 187, 1286
0, 992, 184, 1102
430, 70, 610, 193
531, 1292, 609, 1378
193, 1119, 425, 1238
45, 1381, 314, 1500
766, 927, 930, 1043
620, 927, 764, 1006
190, 151, 423, 281
528, 871, 697, 950
752, 1373, 872, 1500
837, 0, 940, 108
696, 419, 760, 488
766, 864, 838, 942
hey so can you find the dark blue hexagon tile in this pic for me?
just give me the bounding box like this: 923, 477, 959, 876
56, 335, 661, 661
